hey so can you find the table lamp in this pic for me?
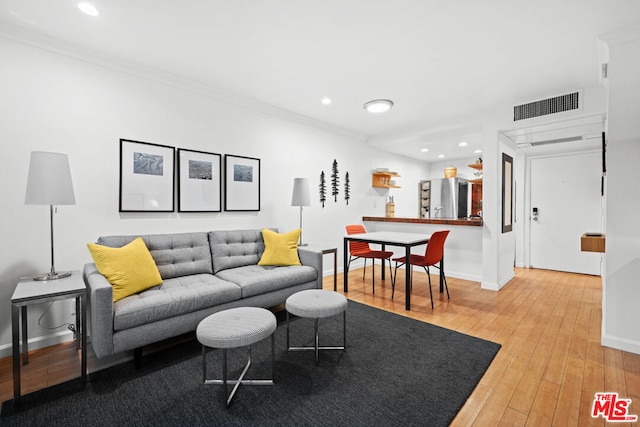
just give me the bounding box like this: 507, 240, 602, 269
25, 151, 76, 280
291, 177, 311, 246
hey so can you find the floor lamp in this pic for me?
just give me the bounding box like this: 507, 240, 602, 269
25, 151, 76, 281
291, 177, 311, 246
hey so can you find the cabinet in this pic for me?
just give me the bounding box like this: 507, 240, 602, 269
419, 180, 430, 218
372, 171, 401, 188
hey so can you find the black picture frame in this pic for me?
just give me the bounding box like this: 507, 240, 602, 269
177, 148, 222, 212
119, 139, 175, 212
224, 154, 261, 211
502, 153, 513, 233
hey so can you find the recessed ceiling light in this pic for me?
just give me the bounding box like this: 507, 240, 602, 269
363, 99, 393, 113
474, 149, 483, 154
458, 141, 468, 147
321, 97, 332, 105
438, 154, 445, 158
420, 148, 429, 153
78, 2, 99, 16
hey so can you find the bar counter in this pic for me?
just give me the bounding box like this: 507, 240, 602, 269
362, 216, 483, 283
362, 216, 482, 227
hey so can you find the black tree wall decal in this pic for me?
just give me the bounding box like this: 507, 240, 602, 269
344, 172, 350, 205
331, 159, 339, 202
319, 171, 327, 208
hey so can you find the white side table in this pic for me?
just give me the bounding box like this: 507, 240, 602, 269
11, 271, 87, 404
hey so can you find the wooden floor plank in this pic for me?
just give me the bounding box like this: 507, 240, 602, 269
553, 355, 586, 426
498, 407, 528, 426
526, 379, 561, 427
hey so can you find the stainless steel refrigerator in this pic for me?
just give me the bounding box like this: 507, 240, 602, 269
429, 178, 469, 219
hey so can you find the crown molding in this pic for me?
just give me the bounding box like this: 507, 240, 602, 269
0, 21, 367, 141
598, 22, 640, 47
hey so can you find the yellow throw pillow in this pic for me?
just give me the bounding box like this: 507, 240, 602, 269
87, 237, 163, 302
258, 228, 302, 266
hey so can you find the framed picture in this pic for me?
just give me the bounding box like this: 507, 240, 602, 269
119, 139, 175, 212
502, 153, 513, 233
177, 149, 222, 212
224, 154, 260, 211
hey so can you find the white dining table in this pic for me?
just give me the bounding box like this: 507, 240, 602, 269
343, 231, 443, 310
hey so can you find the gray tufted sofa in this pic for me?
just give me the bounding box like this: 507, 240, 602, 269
83, 229, 322, 360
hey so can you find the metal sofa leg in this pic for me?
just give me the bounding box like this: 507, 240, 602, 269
134, 347, 143, 368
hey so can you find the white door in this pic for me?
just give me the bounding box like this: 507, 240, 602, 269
529, 151, 602, 275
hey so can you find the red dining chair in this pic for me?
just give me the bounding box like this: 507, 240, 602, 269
391, 230, 450, 309
345, 224, 394, 294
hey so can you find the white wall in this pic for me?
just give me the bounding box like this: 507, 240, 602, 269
601, 25, 640, 355
0, 37, 430, 355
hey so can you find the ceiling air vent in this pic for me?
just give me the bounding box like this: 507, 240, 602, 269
513, 91, 580, 121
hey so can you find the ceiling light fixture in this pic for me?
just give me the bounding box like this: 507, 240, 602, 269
321, 97, 332, 105
458, 141, 468, 147
420, 148, 429, 153
438, 154, 445, 158
78, 2, 99, 16
474, 149, 483, 154
363, 99, 393, 113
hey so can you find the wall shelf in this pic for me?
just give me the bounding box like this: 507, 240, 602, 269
372, 171, 401, 188
419, 180, 430, 218
468, 162, 483, 185
581, 233, 605, 253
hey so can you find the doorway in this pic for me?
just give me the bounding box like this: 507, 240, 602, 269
528, 150, 603, 275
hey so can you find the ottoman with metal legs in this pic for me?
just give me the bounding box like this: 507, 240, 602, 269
285, 289, 347, 365
196, 307, 277, 407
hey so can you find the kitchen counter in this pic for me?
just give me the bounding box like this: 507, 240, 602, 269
362, 216, 482, 227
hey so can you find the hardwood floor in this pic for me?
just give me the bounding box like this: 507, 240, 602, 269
2, 267, 639, 426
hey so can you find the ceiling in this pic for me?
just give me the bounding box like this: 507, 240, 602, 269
1, 1, 639, 161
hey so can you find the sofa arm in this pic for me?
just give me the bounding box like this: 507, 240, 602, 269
83, 263, 114, 358
297, 247, 323, 289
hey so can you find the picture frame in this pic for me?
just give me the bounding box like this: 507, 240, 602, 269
119, 139, 175, 212
502, 153, 513, 233
224, 154, 260, 211
177, 149, 222, 212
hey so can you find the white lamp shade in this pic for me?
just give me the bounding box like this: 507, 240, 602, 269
291, 177, 311, 207
25, 151, 76, 205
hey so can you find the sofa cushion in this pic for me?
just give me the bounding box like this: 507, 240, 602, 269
97, 232, 213, 280
215, 264, 317, 299
258, 228, 301, 266
209, 229, 272, 274
87, 237, 163, 302
113, 273, 241, 331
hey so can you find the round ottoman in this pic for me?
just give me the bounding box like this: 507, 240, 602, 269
196, 307, 277, 407
285, 289, 348, 365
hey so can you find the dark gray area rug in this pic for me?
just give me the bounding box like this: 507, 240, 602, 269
2, 301, 500, 426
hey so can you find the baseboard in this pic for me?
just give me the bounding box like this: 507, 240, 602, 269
481, 282, 500, 291
332, 264, 481, 283
601, 334, 640, 355
447, 271, 482, 283
481, 272, 515, 291
0, 330, 74, 359
0, 332, 164, 374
